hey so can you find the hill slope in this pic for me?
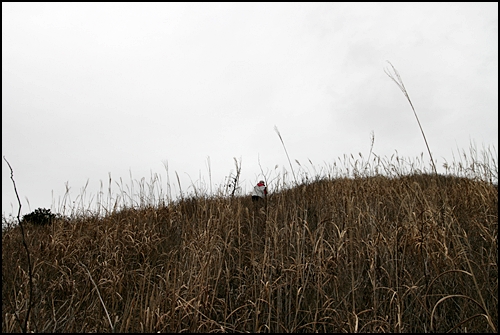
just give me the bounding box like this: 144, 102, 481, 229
2, 174, 498, 332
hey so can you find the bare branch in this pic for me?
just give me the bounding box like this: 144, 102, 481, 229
3, 156, 33, 333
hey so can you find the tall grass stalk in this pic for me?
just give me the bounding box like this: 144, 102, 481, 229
384, 61, 438, 175
274, 125, 298, 185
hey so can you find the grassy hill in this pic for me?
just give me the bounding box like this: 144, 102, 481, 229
2, 168, 497, 332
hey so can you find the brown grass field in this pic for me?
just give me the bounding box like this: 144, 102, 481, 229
2, 146, 498, 333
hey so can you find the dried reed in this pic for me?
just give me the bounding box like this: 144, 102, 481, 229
2, 145, 497, 332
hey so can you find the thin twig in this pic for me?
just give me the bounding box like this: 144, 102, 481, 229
3, 156, 33, 333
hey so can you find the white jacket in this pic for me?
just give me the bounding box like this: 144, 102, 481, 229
252, 184, 267, 198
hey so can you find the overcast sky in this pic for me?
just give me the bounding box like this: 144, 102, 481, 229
2, 2, 498, 218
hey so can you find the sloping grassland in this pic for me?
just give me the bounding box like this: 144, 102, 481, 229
2, 174, 498, 332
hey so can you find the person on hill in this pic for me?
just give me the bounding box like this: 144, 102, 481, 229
251, 180, 267, 202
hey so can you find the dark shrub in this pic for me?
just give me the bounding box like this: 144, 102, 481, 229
22, 208, 55, 226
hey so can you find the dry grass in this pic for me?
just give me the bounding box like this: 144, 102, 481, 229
2, 146, 497, 333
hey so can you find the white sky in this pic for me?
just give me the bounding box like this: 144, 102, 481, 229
2, 2, 498, 218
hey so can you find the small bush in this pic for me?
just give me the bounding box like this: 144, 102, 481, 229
22, 208, 55, 226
